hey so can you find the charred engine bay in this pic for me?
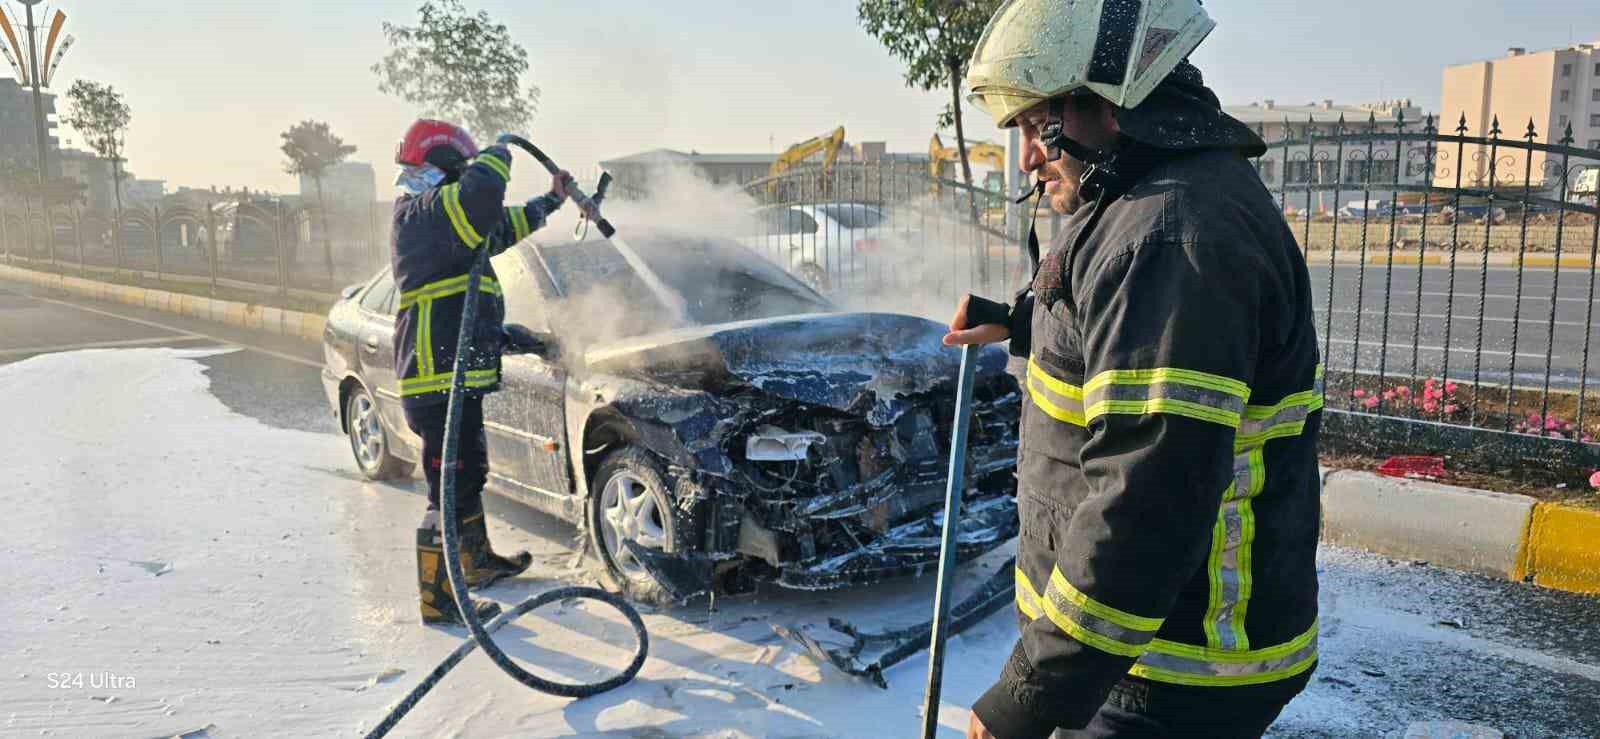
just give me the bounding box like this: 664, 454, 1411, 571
582, 313, 1022, 590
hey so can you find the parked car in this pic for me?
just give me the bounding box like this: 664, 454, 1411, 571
738, 203, 918, 292
321, 230, 1021, 599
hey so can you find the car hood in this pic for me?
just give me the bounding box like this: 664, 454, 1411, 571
583, 312, 1010, 426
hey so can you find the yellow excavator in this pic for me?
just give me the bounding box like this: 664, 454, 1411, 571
929, 134, 1007, 193
767, 127, 846, 194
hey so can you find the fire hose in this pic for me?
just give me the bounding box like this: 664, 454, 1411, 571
365, 138, 646, 738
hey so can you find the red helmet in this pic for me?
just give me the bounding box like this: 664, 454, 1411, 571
394, 119, 478, 170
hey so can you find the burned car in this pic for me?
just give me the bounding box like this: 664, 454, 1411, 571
321, 230, 1020, 598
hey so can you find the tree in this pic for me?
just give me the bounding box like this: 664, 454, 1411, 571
372, 0, 541, 140
63, 79, 133, 263
280, 119, 357, 278
858, 0, 999, 221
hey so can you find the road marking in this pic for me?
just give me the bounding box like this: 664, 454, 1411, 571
1325, 337, 1548, 360
28, 293, 324, 369
1316, 306, 1597, 330
0, 334, 210, 358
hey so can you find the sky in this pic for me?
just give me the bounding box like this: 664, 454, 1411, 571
9, 0, 1600, 198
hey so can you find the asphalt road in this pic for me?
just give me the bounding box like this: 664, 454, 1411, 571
4, 276, 1600, 737
1310, 262, 1600, 392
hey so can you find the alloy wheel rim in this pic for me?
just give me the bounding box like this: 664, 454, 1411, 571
599, 472, 667, 578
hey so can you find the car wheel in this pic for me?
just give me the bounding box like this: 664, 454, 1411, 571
345, 383, 412, 481
797, 262, 830, 292
588, 446, 679, 603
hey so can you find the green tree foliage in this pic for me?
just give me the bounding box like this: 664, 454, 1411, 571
63, 80, 132, 170
373, 0, 541, 139
858, 0, 1000, 200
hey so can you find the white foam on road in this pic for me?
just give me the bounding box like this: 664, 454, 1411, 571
5, 348, 1594, 737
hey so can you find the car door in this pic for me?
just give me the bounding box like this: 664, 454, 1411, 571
481, 246, 574, 504
355, 271, 417, 456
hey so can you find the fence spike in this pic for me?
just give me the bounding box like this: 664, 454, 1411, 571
1560, 121, 1576, 146
1456, 113, 1468, 135
1489, 116, 1502, 138
1524, 118, 1539, 142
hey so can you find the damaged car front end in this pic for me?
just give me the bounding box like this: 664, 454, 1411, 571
579, 310, 1021, 594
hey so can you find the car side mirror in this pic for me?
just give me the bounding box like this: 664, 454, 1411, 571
340, 284, 363, 300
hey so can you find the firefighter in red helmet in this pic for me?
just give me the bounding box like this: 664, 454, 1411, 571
391, 119, 570, 626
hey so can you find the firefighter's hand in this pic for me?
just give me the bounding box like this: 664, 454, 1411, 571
551, 170, 575, 202
966, 711, 997, 739
503, 323, 558, 358
943, 294, 1010, 346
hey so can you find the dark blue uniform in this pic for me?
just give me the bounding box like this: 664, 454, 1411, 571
389, 145, 562, 514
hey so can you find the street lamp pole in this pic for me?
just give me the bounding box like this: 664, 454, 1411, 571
20, 0, 51, 225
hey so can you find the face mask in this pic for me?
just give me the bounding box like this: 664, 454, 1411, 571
395, 164, 447, 195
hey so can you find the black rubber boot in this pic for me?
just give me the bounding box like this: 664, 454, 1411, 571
461, 512, 533, 589
417, 526, 502, 626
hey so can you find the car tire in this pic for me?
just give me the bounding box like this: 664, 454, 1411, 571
344, 383, 412, 481
588, 446, 681, 604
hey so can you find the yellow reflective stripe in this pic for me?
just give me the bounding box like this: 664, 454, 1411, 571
1203, 448, 1264, 650
1085, 368, 1250, 399
1235, 365, 1325, 452
1027, 357, 1087, 426
1129, 621, 1318, 687
440, 183, 485, 247
398, 275, 501, 309
1048, 568, 1164, 632
508, 207, 531, 241
1083, 368, 1249, 429
473, 153, 510, 182
400, 369, 500, 396
417, 300, 433, 378
1090, 398, 1242, 428
1015, 566, 1044, 620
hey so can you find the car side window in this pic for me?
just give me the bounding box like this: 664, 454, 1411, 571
360, 272, 395, 314
788, 210, 818, 235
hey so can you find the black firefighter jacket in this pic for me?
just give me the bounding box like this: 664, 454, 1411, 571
391, 145, 563, 413
973, 148, 1324, 738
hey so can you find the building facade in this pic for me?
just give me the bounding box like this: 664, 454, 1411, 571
1442, 42, 1600, 188
0, 78, 58, 176
298, 161, 376, 211
1226, 99, 1432, 213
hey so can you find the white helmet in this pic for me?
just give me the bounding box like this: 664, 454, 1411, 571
966, 0, 1216, 128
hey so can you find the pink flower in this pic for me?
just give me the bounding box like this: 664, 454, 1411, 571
1590, 470, 1600, 489
1423, 400, 1438, 413
1445, 381, 1459, 394
1394, 386, 1410, 397
1424, 377, 1437, 388
1363, 396, 1380, 409
1529, 414, 1545, 426
1547, 417, 1562, 430
1443, 404, 1458, 414
1352, 389, 1367, 398
1382, 390, 1397, 401
1584, 434, 1594, 443
1565, 423, 1576, 432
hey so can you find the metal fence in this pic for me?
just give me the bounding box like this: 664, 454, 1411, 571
0, 196, 392, 303
727, 118, 1600, 472
737, 154, 1026, 306
1253, 112, 1600, 471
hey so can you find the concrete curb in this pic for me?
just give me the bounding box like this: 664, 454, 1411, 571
0, 263, 327, 345
1322, 469, 1600, 595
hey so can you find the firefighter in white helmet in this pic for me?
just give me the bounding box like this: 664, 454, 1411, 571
947, 2, 1324, 737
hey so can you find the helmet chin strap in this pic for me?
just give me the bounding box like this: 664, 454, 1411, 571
1039, 98, 1123, 202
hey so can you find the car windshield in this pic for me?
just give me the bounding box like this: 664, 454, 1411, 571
532, 232, 833, 342
817, 203, 886, 229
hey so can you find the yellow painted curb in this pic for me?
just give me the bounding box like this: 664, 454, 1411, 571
242, 304, 264, 330
1519, 256, 1595, 269
1366, 254, 1445, 265
1518, 503, 1600, 594
262, 307, 284, 335
224, 303, 246, 327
